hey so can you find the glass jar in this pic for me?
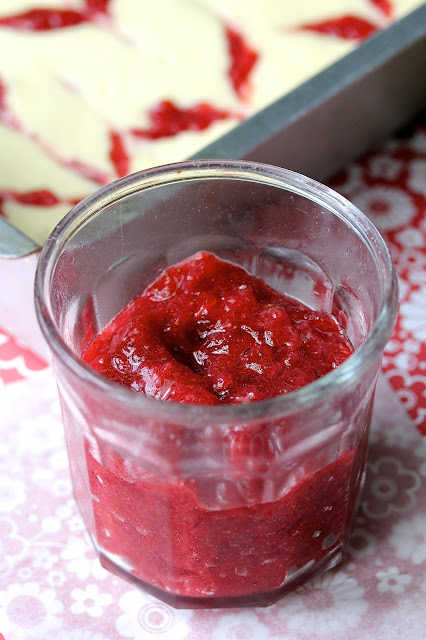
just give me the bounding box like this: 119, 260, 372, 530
34, 160, 398, 608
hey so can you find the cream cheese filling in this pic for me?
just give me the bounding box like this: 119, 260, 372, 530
0, 0, 423, 242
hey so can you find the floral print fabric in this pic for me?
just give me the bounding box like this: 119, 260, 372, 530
0, 117, 425, 639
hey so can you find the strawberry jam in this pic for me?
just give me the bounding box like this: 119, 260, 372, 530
83, 252, 353, 403
82, 252, 361, 606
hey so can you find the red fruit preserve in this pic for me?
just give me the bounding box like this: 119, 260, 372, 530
81, 252, 365, 607
84, 251, 353, 403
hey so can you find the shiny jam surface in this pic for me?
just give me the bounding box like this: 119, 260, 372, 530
82, 251, 359, 604
83, 251, 353, 404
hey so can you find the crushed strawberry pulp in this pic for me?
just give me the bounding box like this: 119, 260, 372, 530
82, 252, 361, 603
84, 251, 353, 404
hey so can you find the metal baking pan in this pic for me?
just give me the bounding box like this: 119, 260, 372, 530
1, 3, 426, 259
191, 3, 426, 182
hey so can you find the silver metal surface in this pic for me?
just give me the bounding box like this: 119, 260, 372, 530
191, 3, 426, 182
0, 217, 40, 258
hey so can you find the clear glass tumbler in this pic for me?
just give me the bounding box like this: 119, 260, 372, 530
35, 160, 398, 608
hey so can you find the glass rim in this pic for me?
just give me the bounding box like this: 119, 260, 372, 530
34, 159, 399, 423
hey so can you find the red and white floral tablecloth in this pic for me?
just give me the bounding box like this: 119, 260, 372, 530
0, 117, 425, 640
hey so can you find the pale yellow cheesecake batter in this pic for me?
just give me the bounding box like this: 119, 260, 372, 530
0, 0, 423, 243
